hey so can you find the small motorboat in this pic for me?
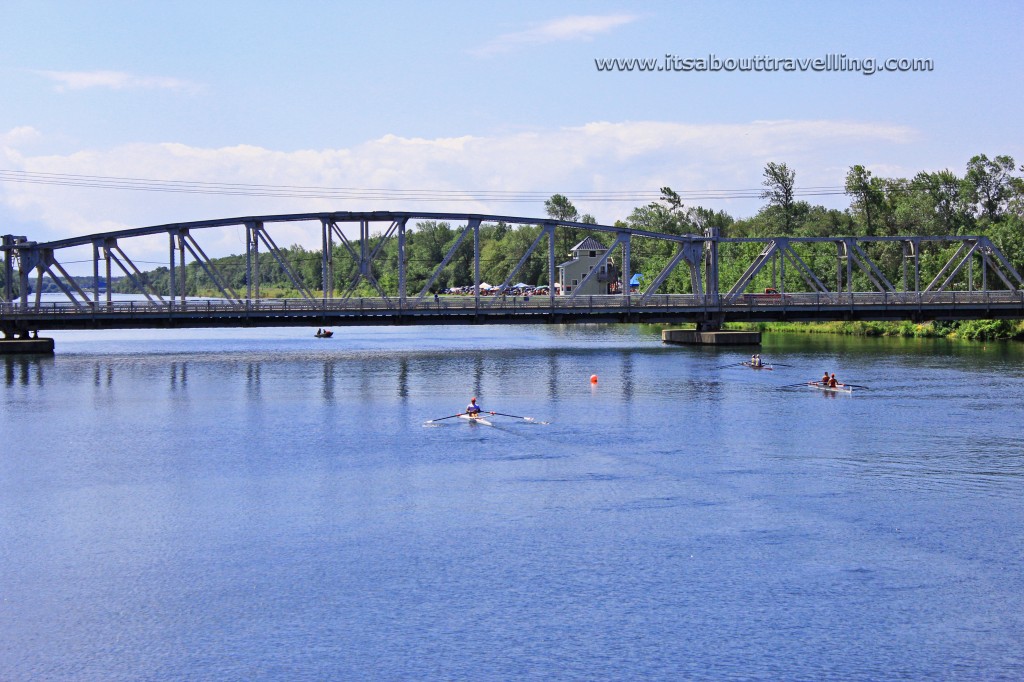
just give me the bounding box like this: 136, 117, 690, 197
315, 329, 334, 338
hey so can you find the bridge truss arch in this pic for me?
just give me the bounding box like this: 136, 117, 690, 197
2, 211, 1024, 335
1, 211, 712, 307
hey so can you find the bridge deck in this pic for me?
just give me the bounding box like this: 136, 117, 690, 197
4, 292, 1023, 332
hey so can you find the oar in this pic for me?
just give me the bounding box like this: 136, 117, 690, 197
839, 383, 870, 389
489, 411, 550, 424
769, 362, 794, 367
426, 412, 464, 423
714, 362, 746, 369
779, 381, 816, 388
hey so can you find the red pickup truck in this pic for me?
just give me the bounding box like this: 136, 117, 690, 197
744, 287, 790, 302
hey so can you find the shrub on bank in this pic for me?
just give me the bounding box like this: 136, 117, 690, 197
740, 319, 1024, 341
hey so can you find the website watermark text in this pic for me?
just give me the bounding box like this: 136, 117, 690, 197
594, 53, 934, 75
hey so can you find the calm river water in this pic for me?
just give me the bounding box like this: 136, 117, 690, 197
2, 325, 1023, 680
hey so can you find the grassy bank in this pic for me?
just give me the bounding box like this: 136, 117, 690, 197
730, 319, 1024, 341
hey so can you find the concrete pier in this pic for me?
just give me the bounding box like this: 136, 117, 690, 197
662, 328, 761, 346
0, 337, 55, 355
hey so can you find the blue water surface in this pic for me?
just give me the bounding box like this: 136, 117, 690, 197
1, 325, 1023, 680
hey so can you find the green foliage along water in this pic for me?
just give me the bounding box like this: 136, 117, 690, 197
102, 154, 1024, 340
737, 319, 1024, 342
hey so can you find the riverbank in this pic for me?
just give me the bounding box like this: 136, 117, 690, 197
731, 319, 1024, 341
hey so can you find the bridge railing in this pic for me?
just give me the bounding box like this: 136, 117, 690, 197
727, 291, 1024, 307
2, 290, 1023, 318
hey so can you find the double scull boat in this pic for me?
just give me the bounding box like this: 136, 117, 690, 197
742, 361, 773, 370
809, 381, 853, 394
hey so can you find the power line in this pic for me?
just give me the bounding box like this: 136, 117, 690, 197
0, 168, 856, 202
0, 169, 971, 208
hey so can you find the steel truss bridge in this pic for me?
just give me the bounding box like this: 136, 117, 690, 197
2, 211, 1024, 337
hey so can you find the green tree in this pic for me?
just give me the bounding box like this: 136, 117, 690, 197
760, 162, 799, 234
405, 221, 455, 292
964, 154, 1021, 223
544, 194, 579, 222
912, 169, 973, 235
844, 165, 887, 236
545, 194, 584, 258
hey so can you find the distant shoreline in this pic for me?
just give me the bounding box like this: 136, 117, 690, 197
727, 319, 1024, 342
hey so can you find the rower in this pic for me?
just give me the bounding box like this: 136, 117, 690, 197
828, 373, 838, 388
466, 397, 482, 415
821, 371, 830, 385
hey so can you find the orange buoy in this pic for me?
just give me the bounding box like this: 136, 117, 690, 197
590, 374, 598, 384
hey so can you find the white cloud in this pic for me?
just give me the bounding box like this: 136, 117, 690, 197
0, 126, 42, 147
0, 119, 917, 269
35, 70, 200, 93
472, 14, 638, 56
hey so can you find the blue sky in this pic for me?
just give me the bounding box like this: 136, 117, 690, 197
1, 1, 1022, 261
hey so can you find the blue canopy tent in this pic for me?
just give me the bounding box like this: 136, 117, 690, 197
629, 273, 643, 290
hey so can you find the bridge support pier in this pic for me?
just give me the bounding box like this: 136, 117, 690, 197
662, 326, 761, 346
0, 326, 54, 354
0, 335, 55, 355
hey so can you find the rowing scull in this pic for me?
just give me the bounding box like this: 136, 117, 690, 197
459, 413, 494, 426
809, 382, 853, 394
741, 361, 773, 370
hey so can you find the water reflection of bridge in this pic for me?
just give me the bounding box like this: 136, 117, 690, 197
3, 211, 1024, 339
0, 346, 643, 403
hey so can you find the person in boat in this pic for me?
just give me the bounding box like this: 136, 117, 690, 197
828, 373, 839, 388
752, 354, 764, 368
821, 371, 830, 385
466, 397, 482, 416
